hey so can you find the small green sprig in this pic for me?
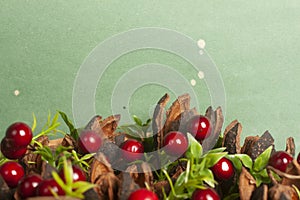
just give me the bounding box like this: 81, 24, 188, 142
52, 156, 96, 199
227, 146, 278, 187
163, 133, 227, 199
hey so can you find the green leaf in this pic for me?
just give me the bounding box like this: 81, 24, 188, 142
58, 111, 79, 140
132, 115, 143, 126
31, 113, 37, 132
204, 152, 227, 168
232, 154, 253, 170
253, 146, 273, 172
174, 171, 187, 187
227, 155, 243, 172
186, 133, 202, 159
207, 147, 226, 154
119, 124, 144, 139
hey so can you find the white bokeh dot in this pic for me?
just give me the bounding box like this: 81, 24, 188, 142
198, 71, 205, 79
14, 90, 20, 96
197, 39, 206, 49
190, 79, 196, 86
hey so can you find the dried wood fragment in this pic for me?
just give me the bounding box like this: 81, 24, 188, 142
152, 93, 170, 149
268, 184, 298, 200
250, 184, 268, 200
202, 106, 224, 152
239, 167, 256, 200
282, 159, 300, 189
126, 162, 153, 188
119, 172, 140, 200
285, 137, 295, 157
222, 120, 242, 154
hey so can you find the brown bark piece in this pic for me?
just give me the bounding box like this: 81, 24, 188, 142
152, 93, 170, 149
222, 120, 242, 154
61, 134, 77, 150
85, 115, 121, 141
268, 184, 298, 200
241, 131, 274, 160
250, 184, 268, 200
119, 172, 140, 200
241, 136, 260, 157
286, 137, 295, 157
126, 162, 153, 188
202, 106, 224, 152
0, 175, 14, 200
91, 153, 120, 200
282, 159, 300, 189
22, 135, 49, 174
239, 167, 256, 200
163, 93, 190, 135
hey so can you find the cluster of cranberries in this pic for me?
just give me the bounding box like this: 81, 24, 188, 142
1, 122, 32, 159
0, 160, 86, 198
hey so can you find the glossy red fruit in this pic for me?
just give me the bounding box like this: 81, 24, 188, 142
121, 139, 144, 162
17, 174, 42, 198
210, 157, 234, 180
186, 115, 212, 141
0, 161, 25, 188
36, 179, 65, 196
297, 153, 300, 165
5, 122, 33, 147
59, 165, 86, 183
78, 130, 102, 154
268, 151, 293, 172
128, 189, 159, 200
192, 188, 220, 200
1, 139, 27, 159
163, 131, 188, 157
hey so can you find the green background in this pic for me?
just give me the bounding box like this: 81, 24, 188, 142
1, 1, 300, 150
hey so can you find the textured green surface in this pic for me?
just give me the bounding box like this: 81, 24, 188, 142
0, 1, 300, 150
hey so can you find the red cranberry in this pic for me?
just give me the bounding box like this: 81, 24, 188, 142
17, 174, 42, 198
78, 130, 102, 154
128, 189, 159, 200
121, 139, 144, 162
210, 157, 234, 180
59, 165, 86, 183
5, 122, 32, 147
1, 139, 27, 159
0, 161, 25, 188
186, 115, 212, 141
163, 131, 188, 157
268, 151, 293, 172
192, 188, 220, 200
36, 179, 65, 196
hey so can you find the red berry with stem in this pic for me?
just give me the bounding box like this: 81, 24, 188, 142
78, 130, 102, 154
128, 189, 159, 200
59, 165, 86, 183
186, 115, 212, 141
268, 151, 293, 172
210, 157, 234, 181
36, 179, 65, 196
17, 174, 42, 198
192, 188, 220, 200
1, 139, 27, 159
5, 122, 33, 147
0, 161, 25, 188
121, 139, 144, 162
163, 131, 188, 157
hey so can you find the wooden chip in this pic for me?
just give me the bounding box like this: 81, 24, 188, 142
22, 135, 49, 174
282, 159, 300, 189
119, 172, 140, 200
268, 184, 298, 200
163, 93, 190, 135
126, 162, 153, 188
152, 93, 170, 149
222, 120, 242, 154
239, 167, 256, 200
202, 106, 224, 152
91, 153, 120, 200
250, 184, 268, 200
285, 137, 295, 157
241, 131, 274, 160
90, 153, 113, 183
85, 115, 121, 141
